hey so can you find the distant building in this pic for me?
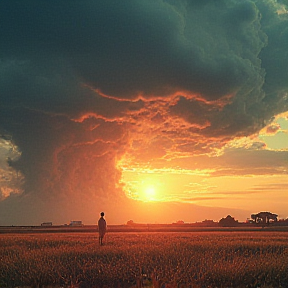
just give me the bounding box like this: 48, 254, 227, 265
69, 220, 83, 226
41, 222, 52, 226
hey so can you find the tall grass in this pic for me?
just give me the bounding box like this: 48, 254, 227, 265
1, 232, 287, 287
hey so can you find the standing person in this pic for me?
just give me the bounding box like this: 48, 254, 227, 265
98, 212, 106, 245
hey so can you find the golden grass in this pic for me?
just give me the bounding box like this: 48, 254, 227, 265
0, 231, 287, 287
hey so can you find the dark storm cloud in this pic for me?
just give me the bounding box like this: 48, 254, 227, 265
168, 0, 288, 137
0, 58, 132, 224
0, 0, 288, 224
0, 59, 144, 120
0, 0, 270, 101
257, 0, 288, 115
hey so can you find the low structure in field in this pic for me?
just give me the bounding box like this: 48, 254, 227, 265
69, 220, 83, 226
41, 222, 52, 226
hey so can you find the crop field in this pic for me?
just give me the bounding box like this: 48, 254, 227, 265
0, 231, 288, 288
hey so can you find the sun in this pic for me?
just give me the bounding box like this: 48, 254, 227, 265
143, 186, 156, 201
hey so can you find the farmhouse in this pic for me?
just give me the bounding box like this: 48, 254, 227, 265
41, 222, 52, 226
69, 220, 83, 226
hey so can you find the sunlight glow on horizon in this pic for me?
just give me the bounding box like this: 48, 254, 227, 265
118, 121, 288, 218
119, 166, 215, 203
117, 112, 288, 215
120, 166, 288, 217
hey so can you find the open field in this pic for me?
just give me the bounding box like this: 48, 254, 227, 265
1, 231, 288, 287
1, 224, 288, 234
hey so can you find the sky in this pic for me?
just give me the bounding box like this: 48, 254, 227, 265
0, 0, 287, 225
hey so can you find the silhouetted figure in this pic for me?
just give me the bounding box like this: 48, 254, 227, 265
98, 212, 107, 245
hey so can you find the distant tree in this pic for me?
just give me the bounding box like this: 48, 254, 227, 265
176, 220, 184, 224
219, 215, 238, 227
127, 220, 134, 225
251, 212, 278, 225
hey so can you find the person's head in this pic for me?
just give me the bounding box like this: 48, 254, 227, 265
100, 212, 104, 217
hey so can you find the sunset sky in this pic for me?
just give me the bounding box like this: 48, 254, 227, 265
0, 0, 287, 225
